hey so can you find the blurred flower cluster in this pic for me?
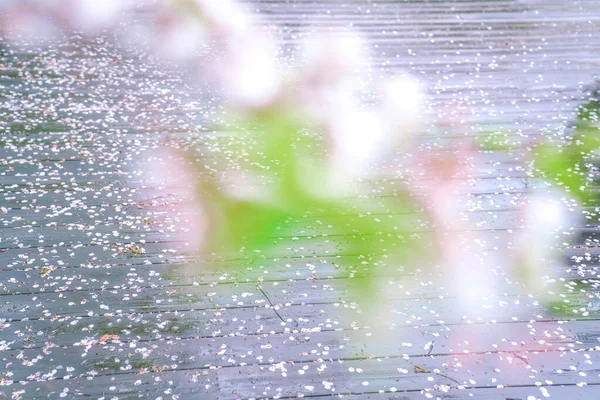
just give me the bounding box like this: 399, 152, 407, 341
2, 0, 599, 311
0, 0, 126, 39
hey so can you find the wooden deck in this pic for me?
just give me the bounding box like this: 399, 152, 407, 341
1, 0, 600, 399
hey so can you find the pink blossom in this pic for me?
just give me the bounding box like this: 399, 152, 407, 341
144, 148, 207, 252
216, 30, 282, 109
513, 191, 578, 294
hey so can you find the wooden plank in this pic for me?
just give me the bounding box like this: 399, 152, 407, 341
3, 315, 600, 388
212, 350, 600, 398
0, 369, 218, 399
2, 274, 596, 330
1, 0, 599, 398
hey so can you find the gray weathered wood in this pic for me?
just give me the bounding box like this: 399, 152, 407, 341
2, 0, 600, 398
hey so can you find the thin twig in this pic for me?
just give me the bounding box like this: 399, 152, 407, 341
511, 351, 530, 365
427, 341, 435, 355
257, 285, 287, 324
435, 372, 462, 385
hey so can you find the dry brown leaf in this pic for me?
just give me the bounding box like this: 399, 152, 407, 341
99, 334, 120, 343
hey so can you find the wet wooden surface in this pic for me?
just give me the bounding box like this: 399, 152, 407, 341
1, 0, 600, 399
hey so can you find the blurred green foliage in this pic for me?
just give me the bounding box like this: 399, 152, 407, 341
475, 128, 519, 151
191, 108, 432, 296
533, 95, 600, 204
188, 84, 600, 307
